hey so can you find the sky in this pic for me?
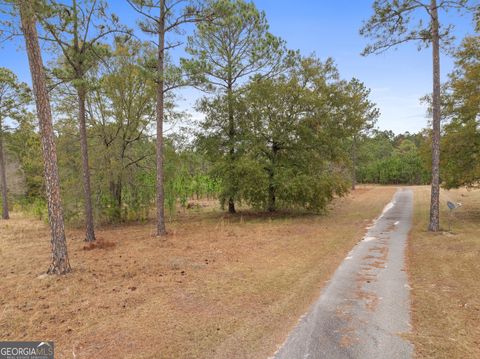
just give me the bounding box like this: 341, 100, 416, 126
1, 0, 477, 134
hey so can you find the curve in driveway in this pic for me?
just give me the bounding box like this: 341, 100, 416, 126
273, 188, 414, 359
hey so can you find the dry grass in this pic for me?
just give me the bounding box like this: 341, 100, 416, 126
408, 186, 480, 358
0, 185, 396, 359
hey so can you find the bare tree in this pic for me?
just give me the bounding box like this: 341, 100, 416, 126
18, 0, 71, 274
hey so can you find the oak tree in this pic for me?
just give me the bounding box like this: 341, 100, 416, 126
199, 56, 353, 212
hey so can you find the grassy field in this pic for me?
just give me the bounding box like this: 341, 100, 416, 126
408, 186, 480, 358
0, 186, 396, 359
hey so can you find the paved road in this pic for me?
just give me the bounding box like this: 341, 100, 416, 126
274, 189, 414, 359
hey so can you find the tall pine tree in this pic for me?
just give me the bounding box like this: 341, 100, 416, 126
18, 0, 71, 274
360, 0, 472, 231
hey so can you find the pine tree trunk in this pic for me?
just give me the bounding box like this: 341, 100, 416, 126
156, 0, 167, 236
429, 0, 441, 232
19, 0, 71, 274
227, 83, 236, 214
77, 87, 96, 241
0, 122, 9, 219
351, 135, 357, 191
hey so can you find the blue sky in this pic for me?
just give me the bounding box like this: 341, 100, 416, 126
244, 0, 476, 134
1, 0, 477, 134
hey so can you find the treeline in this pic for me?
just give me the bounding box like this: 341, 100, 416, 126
356, 130, 431, 185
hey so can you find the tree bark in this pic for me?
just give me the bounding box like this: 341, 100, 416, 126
267, 178, 276, 212
77, 87, 96, 241
351, 135, 357, 191
0, 121, 9, 219
19, 0, 71, 274
227, 83, 236, 214
156, 0, 167, 236
70, 0, 95, 241
429, 0, 441, 232
266, 166, 276, 212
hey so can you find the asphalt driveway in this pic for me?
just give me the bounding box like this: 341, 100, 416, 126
274, 188, 414, 359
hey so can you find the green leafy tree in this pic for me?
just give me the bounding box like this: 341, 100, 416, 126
184, 0, 286, 213
200, 55, 352, 212
85, 40, 157, 222
441, 32, 480, 188
340, 78, 379, 190
0, 67, 31, 219
360, 0, 472, 231
240, 77, 302, 212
